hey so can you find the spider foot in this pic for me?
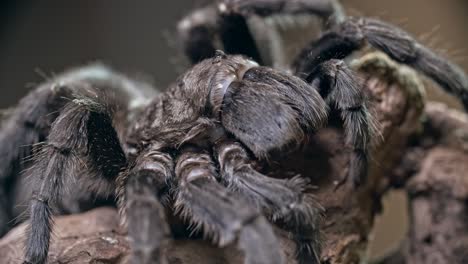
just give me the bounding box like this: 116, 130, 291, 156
215, 140, 323, 263
174, 149, 284, 264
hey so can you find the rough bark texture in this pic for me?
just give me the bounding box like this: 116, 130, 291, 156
377, 103, 468, 264
1, 52, 466, 263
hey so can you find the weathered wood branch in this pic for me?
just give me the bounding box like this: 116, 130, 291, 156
1, 52, 466, 263
376, 103, 468, 264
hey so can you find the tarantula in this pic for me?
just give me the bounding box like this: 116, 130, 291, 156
0, 0, 467, 263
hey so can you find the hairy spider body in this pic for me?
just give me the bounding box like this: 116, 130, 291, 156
119, 53, 328, 263
0, 1, 467, 264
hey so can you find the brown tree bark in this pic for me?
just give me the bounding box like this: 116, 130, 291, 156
376, 103, 468, 264
1, 52, 466, 263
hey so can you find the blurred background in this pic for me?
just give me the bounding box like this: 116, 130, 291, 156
1, 0, 467, 259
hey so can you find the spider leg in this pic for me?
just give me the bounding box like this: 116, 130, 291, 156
177, 5, 219, 64
178, 4, 262, 64
0, 65, 155, 236
219, 61, 372, 184
178, 0, 345, 64
309, 59, 375, 186
293, 17, 468, 110
219, 0, 345, 27
214, 140, 323, 264
118, 149, 173, 264
218, 11, 263, 64
20, 82, 131, 264
174, 147, 284, 264
221, 66, 328, 159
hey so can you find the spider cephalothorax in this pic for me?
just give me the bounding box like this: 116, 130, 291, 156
0, 1, 467, 264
